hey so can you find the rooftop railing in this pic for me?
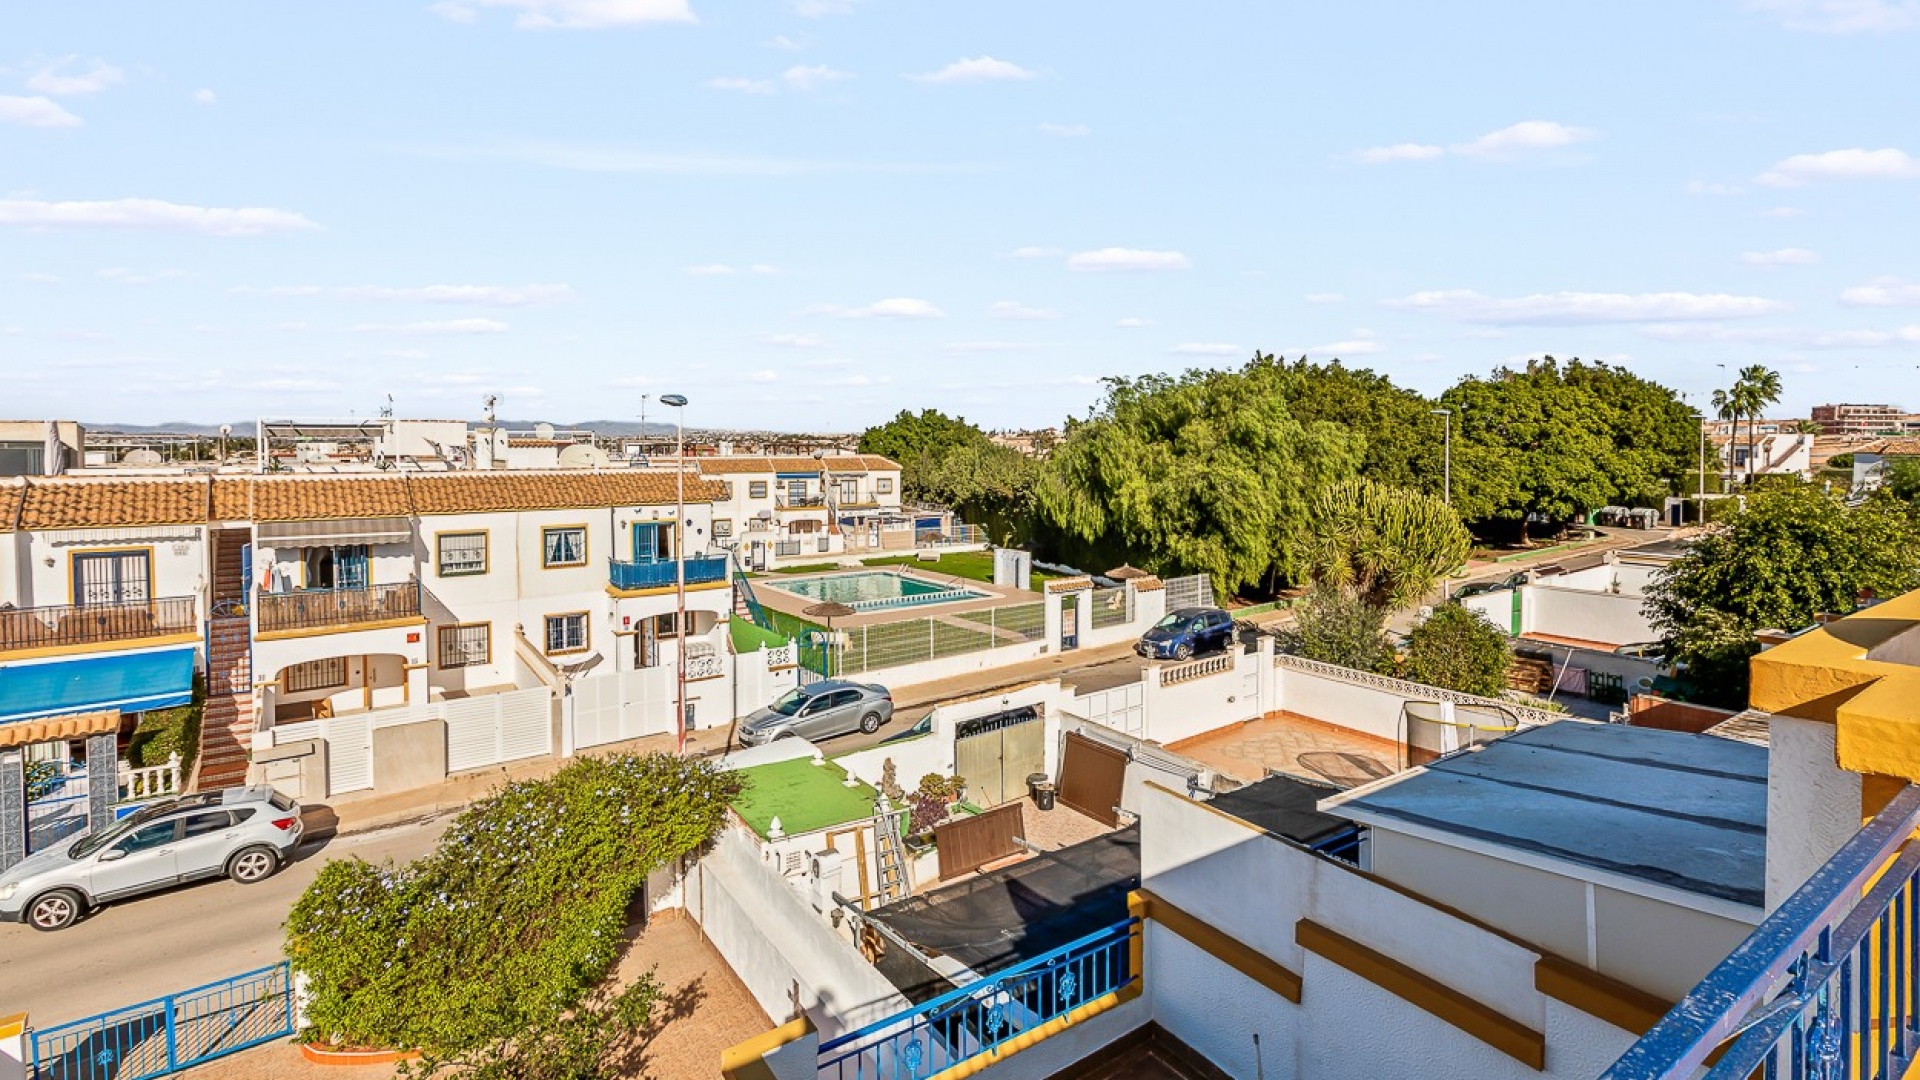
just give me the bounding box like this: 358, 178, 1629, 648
0, 596, 198, 653
1601, 783, 1920, 1080
254, 581, 420, 634
607, 555, 729, 591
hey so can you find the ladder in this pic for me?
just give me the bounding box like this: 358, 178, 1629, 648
872, 798, 912, 906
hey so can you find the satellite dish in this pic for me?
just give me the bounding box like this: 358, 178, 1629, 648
533, 422, 556, 440
123, 448, 163, 466
556, 444, 609, 470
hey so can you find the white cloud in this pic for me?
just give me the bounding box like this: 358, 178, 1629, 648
423, 140, 969, 177
1038, 122, 1089, 138
20, 271, 60, 284
988, 300, 1059, 320
783, 64, 853, 90
1741, 248, 1820, 267
1170, 343, 1242, 357
1639, 322, 1920, 347
1760, 206, 1806, 218
687, 263, 737, 276
908, 56, 1038, 84
0, 197, 319, 236
98, 267, 188, 285
192, 88, 218, 105
1291, 331, 1384, 356
1066, 248, 1192, 272
25, 57, 123, 96
760, 333, 826, 348
236, 282, 570, 305
1008, 246, 1061, 259
808, 297, 945, 319
1386, 289, 1782, 324
1305, 293, 1345, 305
346, 318, 510, 334
705, 77, 775, 95
1687, 180, 1747, 196
1115, 317, 1152, 328
0, 96, 82, 128
945, 341, 1038, 354
1453, 120, 1597, 159
1841, 276, 1920, 306
1747, 0, 1920, 33
1351, 143, 1444, 164
1759, 148, 1920, 186
791, 0, 854, 15
765, 34, 807, 50
431, 0, 695, 28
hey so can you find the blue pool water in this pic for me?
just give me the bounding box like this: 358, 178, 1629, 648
768, 571, 986, 612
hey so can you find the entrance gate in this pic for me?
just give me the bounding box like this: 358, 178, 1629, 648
952, 707, 1045, 808
31, 962, 295, 1080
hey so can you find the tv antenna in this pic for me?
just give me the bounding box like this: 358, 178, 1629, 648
483, 394, 498, 424
379, 394, 394, 419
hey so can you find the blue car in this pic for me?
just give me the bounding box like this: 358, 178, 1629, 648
1136, 607, 1235, 661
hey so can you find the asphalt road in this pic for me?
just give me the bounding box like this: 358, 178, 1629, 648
0, 815, 452, 1027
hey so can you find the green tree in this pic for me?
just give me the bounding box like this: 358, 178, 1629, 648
1645, 486, 1920, 707
857, 409, 991, 498
1282, 585, 1396, 674
1036, 367, 1363, 595
1884, 458, 1920, 503
1297, 479, 1471, 609
1242, 354, 1449, 495
1402, 604, 1513, 697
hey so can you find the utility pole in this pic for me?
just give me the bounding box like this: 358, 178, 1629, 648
661, 393, 690, 755
1430, 408, 1453, 506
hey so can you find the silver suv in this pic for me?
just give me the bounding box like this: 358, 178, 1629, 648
0, 786, 304, 932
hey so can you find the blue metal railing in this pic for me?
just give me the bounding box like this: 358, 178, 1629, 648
33, 961, 294, 1080
1601, 784, 1920, 1080
607, 555, 729, 590
818, 919, 1137, 1080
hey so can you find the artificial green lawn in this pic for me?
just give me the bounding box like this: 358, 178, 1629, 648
729, 757, 879, 838
769, 550, 1061, 593
729, 617, 792, 652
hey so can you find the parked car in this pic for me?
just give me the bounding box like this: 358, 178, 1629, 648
1452, 572, 1530, 600
0, 786, 304, 932
738, 680, 894, 746
1136, 607, 1235, 661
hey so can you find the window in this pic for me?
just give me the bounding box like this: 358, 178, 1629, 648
748, 481, 768, 499
284, 657, 348, 693
786, 479, 810, 501
713, 518, 733, 538
876, 478, 894, 495
113, 823, 177, 856
542, 526, 587, 568
436, 532, 488, 577
545, 613, 589, 654
838, 479, 859, 503
182, 811, 233, 838
631, 522, 673, 563
302, 545, 369, 590
647, 612, 682, 639
439, 623, 491, 669
72, 550, 152, 605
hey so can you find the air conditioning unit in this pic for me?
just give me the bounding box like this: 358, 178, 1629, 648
808, 849, 846, 913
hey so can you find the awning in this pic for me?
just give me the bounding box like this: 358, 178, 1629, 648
0, 709, 120, 749
256, 517, 410, 547
0, 647, 196, 725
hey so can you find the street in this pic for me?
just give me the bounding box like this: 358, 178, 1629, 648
0, 815, 452, 1028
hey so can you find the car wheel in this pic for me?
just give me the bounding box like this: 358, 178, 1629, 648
26, 888, 84, 932
772, 730, 796, 741
858, 711, 883, 735
227, 846, 281, 884
1174, 643, 1193, 661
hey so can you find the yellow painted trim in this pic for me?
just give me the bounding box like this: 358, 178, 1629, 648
719, 1015, 816, 1080
0, 631, 200, 661
1534, 956, 1673, 1036
435, 620, 492, 670
1132, 889, 1301, 1003
543, 610, 591, 656
924, 986, 1139, 1080
1750, 587, 1920, 782
255, 615, 427, 641
433, 528, 490, 578
0, 1011, 25, 1040
604, 579, 733, 599
66, 545, 157, 607
540, 523, 590, 569
402, 662, 431, 671
1297, 919, 1546, 1070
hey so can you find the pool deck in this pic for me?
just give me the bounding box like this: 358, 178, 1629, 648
752, 566, 1043, 629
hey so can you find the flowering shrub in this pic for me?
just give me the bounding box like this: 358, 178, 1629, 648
286, 753, 740, 1074
908, 773, 967, 836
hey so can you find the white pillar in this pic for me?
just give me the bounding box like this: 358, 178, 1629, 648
0, 1012, 27, 1080
1043, 589, 1064, 654
1766, 714, 1863, 912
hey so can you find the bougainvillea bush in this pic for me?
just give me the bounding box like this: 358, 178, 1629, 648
286, 753, 740, 1074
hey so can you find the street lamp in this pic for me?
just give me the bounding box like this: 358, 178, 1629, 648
1430, 408, 1452, 506
660, 393, 690, 755
1692, 414, 1707, 524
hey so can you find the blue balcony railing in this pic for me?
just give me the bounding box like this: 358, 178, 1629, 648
1601, 783, 1920, 1080
608, 555, 729, 591
818, 919, 1137, 1080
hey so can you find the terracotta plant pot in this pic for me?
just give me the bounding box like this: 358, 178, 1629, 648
300, 1043, 423, 1067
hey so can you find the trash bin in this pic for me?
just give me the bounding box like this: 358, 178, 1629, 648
1028, 772, 1056, 811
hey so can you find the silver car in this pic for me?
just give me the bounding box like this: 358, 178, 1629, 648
0, 786, 304, 932
738, 680, 894, 746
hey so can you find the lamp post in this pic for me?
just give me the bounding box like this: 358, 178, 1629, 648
1694, 414, 1707, 523
1430, 408, 1452, 506
660, 393, 690, 755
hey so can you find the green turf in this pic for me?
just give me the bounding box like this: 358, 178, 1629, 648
730, 757, 880, 838
729, 618, 792, 652
769, 550, 1063, 592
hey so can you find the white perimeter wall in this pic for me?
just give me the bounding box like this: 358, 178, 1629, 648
1522, 586, 1655, 648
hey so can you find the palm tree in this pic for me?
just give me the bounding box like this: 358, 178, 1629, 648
1712, 387, 1739, 486
1735, 365, 1784, 479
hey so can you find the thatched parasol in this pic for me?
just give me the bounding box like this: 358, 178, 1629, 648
803, 601, 857, 630
1105, 564, 1151, 582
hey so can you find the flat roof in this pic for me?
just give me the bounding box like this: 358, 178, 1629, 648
1324, 722, 1767, 908
1207, 774, 1361, 850
728, 757, 878, 839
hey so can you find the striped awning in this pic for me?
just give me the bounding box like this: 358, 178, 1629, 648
256, 517, 410, 547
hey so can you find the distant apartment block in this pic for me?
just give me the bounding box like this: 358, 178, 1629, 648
1811, 402, 1907, 435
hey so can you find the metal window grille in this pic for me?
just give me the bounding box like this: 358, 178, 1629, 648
72, 550, 152, 605
284, 657, 347, 693
713, 519, 733, 538
437, 532, 487, 575
545, 614, 587, 653
438, 623, 491, 668
749, 482, 768, 498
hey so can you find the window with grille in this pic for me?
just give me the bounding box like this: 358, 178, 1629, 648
541, 526, 587, 568
71, 550, 152, 605
284, 657, 348, 693
713, 519, 733, 538
436, 532, 488, 577
877, 478, 894, 495
438, 623, 491, 668
545, 613, 588, 654
748, 481, 768, 499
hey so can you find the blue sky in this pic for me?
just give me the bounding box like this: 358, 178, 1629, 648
3, 0, 1919, 430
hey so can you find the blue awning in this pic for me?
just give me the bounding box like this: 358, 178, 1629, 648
0, 647, 196, 725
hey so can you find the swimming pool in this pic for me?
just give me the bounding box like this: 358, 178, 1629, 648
767, 571, 988, 612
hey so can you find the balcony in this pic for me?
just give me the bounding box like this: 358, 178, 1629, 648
254, 581, 421, 635
608, 556, 730, 591
0, 596, 198, 654
776, 493, 828, 509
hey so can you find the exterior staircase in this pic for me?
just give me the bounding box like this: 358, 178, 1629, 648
196, 617, 254, 791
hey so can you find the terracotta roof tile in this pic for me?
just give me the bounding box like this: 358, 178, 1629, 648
0, 479, 23, 531
408, 472, 719, 514
694, 457, 780, 476
249, 476, 414, 522
211, 478, 252, 521
15, 477, 209, 530
822, 455, 900, 472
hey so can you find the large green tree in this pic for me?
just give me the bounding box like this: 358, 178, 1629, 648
1297, 479, 1471, 609
1403, 604, 1513, 697
1242, 354, 1449, 495
1645, 485, 1920, 707
1037, 367, 1363, 594
857, 408, 990, 497
856, 409, 1036, 533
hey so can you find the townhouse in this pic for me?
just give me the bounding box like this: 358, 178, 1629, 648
689, 454, 954, 570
